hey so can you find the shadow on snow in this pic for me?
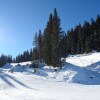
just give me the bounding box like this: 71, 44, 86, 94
0, 70, 38, 90
63, 61, 100, 85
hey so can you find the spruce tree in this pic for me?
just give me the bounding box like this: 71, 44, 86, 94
33, 32, 39, 60
43, 14, 53, 65
95, 15, 100, 51
38, 30, 43, 63
51, 8, 62, 68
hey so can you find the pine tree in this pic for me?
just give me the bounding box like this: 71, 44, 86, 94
33, 32, 39, 60
76, 24, 83, 54
95, 15, 100, 51
83, 21, 91, 52
43, 9, 63, 68
59, 32, 67, 57
30, 49, 33, 61
43, 13, 53, 65
51, 8, 62, 68
38, 30, 43, 63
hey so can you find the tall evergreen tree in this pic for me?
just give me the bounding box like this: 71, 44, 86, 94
38, 30, 43, 62
83, 21, 91, 52
95, 15, 100, 51
51, 8, 62, 68
59, 32, 67, 57
33, 32, 39, 60
76, 24, 83, 53
43, 14, 53, 65
30, 49, 33, 61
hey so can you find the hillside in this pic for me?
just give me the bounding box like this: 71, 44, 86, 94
0, 52, 100, 100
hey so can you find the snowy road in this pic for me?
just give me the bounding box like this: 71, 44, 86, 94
0, 70, 100, 100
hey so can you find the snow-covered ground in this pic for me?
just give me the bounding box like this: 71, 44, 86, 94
0, 52, 100, 100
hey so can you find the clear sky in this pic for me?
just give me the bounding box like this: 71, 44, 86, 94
0, 0, 100, 57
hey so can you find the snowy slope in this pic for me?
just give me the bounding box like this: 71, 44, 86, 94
2, 52, 100, 84
0, 52, 100, 100
66, 52, 100, 67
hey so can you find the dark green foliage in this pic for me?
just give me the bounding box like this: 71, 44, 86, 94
11, 11, 100, 68
38, 30, 44, 62
59, 33, 67, 57
33, 32, 39, 60
51, 8, 61, 67
32, 10, 100, 68
13, 49, 34, 63
43, 14, 53, 65
66, 15, 100, 54
43, 9, 63, 68
0, 54, 12, 67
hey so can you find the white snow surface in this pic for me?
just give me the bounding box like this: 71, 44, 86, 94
0, 52, 100, 100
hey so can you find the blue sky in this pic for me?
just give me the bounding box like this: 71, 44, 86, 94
0, 0, 100, 57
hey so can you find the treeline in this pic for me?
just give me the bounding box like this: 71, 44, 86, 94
32, 9, 100, 67
0, 9, 100, 67
0, 54, 12, 67
66, 15, 100, 54
0, 49, 33, 67
13, 49, 33, 63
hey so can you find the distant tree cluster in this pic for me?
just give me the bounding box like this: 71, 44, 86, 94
65, 15, 100, 54
13, 49, 33, 63
0, 54, 12, 67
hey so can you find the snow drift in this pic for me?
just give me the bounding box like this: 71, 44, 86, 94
0, 52, 100, 100
2, 52, 100, 85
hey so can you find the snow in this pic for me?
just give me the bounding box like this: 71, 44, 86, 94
3, 63, 13, 69
0, 52, 100, 100
66, 52, 100, 67
11, 61, 32, 66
